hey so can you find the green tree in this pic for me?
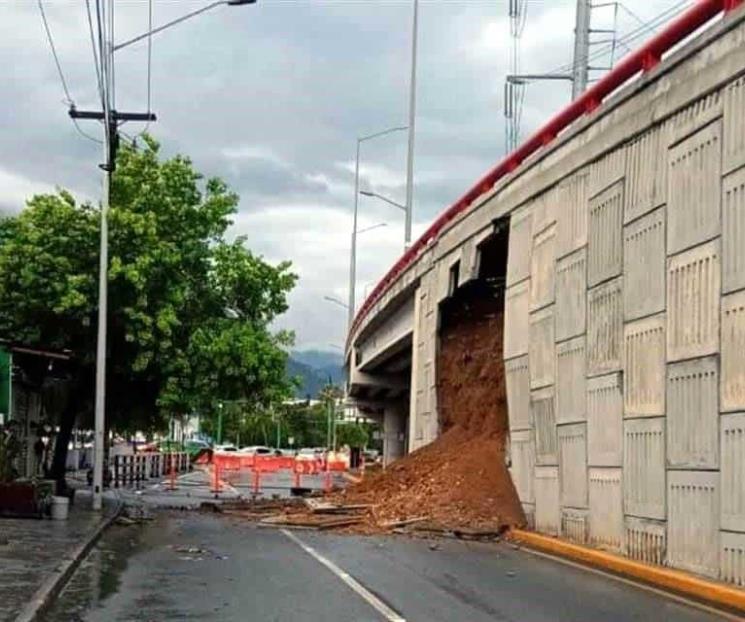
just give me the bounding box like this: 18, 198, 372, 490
0, 136, 297, 487
335, 422, 368, 449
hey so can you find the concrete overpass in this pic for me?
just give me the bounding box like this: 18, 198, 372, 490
346, 0, 745, 587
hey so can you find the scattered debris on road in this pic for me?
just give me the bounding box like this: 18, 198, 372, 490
329, 300, 524, 536
205, 301, 524, 540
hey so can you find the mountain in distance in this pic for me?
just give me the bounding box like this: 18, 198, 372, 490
286, 349, 345, 398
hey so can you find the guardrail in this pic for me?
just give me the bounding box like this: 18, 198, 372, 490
209, 453, 348, 495
111, 452, 189, 488
348, 0, 742, 344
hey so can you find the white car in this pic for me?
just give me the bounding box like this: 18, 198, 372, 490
296, 447, 325, 461
213, 444, 238, 453
238, 445, 274, 455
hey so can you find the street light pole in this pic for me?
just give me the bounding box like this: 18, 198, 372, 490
348, 139, 361, 331
359, 190, 406, 212
92, 14, 113, 511
404, 0, 419, 249
82, 0, 255, 511
348, 126, 407, 330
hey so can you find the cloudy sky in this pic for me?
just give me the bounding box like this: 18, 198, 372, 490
0, 0, 693, 350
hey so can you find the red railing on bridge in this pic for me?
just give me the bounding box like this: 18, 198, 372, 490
348, 0, 742, 343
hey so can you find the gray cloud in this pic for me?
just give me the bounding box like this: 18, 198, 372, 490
0, 0, 688, 348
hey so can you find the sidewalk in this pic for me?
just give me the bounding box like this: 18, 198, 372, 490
0, 494, 117, 622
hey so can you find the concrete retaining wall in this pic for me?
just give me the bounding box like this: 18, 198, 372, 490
500, 8, 745, 584
350, 5, 745, 585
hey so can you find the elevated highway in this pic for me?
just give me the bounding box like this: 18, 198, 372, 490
346, 0, 745, 587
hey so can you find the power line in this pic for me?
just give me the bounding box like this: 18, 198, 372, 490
38, 0, 102, 144
139, 0, 154, 137
37, 0, 73, 106
544, 0, 692, 79
85, 0, 104, 108
109, 0, 116, 111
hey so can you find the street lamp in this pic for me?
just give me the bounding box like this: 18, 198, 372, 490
349, 126, 407, 330
359, 189, 406, 212
114, 0, 257, 51
324, 296, 349, 310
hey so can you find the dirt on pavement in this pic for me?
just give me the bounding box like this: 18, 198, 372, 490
335, 284, 525, 534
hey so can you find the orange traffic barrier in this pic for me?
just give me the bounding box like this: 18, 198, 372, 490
211, 462, 222, 495
168, 454, 176, 491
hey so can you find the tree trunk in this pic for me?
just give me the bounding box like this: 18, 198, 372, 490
49, 395, 77, 495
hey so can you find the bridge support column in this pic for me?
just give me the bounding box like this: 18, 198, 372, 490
383, 401, 407, 466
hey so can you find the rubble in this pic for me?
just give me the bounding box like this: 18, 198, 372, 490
209, 295, 524, 539
332, 295, 525, 535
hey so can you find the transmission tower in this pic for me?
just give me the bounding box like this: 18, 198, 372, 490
504, 0, 622, 152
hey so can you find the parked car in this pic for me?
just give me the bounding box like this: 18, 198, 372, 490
213, 444, 238, 453
238, 445, 273, 455
296, 447, 325, 461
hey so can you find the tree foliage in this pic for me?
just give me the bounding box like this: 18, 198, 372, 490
0, 136, 297, 437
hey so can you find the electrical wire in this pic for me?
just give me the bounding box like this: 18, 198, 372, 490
85, 0, 104, 108
38, 0, 102, 144
109, 0, 116, 113
543, 0, 692, 79
37, 0, 73, 106
138, 0, 154, 137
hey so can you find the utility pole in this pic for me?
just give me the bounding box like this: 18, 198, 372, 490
70, 0, 253, 512
404, 0, 419, 249
71, 110, 155, 514
572, 0, 592, 99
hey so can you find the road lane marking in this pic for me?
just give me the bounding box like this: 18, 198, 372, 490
281, 529, 406, 622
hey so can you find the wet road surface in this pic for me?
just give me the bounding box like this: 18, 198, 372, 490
43, 512, 729, 621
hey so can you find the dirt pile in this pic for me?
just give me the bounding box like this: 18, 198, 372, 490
337, 287, 525, 533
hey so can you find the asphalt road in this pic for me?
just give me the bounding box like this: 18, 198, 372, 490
43, 512, 730, 622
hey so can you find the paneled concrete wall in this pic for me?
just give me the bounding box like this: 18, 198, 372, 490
500, 12, 745, 583
409, 279, 439, 451
349, 5, 745, 586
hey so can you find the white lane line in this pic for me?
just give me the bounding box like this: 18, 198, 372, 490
281, 528, 406, 622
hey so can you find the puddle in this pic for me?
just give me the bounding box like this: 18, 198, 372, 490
40, 521, 148, 621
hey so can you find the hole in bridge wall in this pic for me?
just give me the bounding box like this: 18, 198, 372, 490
437, 222, 509, 436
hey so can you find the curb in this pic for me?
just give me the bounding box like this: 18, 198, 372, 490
509, 529, 745, 615
15, 501, 123, 622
